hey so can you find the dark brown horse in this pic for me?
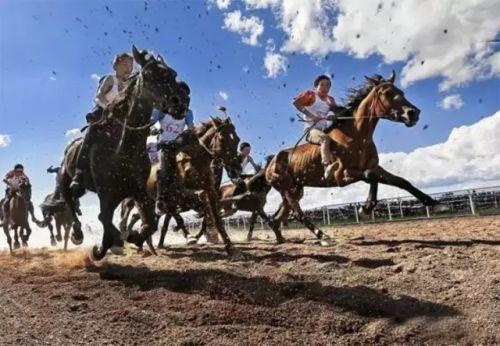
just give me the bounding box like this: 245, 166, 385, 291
266, 71, 445, 245
122, 116, 243, 253
39, 193, 74, 250
1, 179, 33, 252
58, 46, 190, 260
191, 155, 283, 243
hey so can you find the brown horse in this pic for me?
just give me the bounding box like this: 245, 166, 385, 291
123, 116, 243, 253
1, 180, 33, 252
39, 193, 74, 250
192, 155, 283, 243
266, 71, 445, 245
58, 46, 191, 260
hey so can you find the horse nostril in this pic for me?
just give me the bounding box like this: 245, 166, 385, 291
407, 109, 415, 117
170, 96, 180, 105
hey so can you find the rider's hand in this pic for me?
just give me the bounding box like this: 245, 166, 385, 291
150, 127, 161, 136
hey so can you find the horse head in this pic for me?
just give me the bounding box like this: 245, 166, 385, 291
207, 116, 242, 179
364, 70, 420, 127
132, 45, 190, 120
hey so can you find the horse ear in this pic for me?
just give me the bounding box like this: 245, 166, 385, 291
387, 70, 396, 83
132, 45, 147, 67
365, 75, 380, 86
226, 116, 232, 123
157, 54, 165, 65
209, 116, 218, 127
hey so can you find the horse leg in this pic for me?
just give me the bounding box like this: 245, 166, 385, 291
126, 193, 157, 255
367, 166, 442, 208
55, 215, 63, 242
45, 213, 57, 246
22, 224, 31, 247
3, 223, 12, 253
172, 213, 191, 239
258, 209, 285, 244
193, 217, 207, 242
359, 181, 378, 220
284, 188, 334, 246
246, 211, 258, 242
203, 189, 237, 257
60, 174, 84, 245
157, 214, 171, 249
13, 226, 20, 249
63, 223, 71, 251
119, 198, 134, 234
90, 194, 123, 261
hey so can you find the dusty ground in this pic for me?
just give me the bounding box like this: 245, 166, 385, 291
0, 215, 499, 345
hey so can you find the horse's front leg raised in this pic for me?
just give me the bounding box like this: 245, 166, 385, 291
366, 166, 445, 210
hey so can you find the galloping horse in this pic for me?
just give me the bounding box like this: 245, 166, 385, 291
192, 155, 283, 243
1, 179, 33, 252
266, 71, 445, 245
124, 116, 243, 254
39, 193, 74, 250
58, 45, 191, 260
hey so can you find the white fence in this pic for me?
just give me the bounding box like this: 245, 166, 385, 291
183, 186, 500, 232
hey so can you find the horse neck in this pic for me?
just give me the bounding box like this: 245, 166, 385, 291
349, 92, 379, 142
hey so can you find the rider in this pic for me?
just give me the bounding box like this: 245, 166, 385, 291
2, 164, 35, 221
293, 74, 340, 180
70, 53, 135, 194
152, 81, 195, 213
238, 142, 260, 173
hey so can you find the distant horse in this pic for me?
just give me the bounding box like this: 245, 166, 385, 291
39, 193, 74, 250
1, 179, 33, 252
58, 45, 191, 260
266, 71, 446, 245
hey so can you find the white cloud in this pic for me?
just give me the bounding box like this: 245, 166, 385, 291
49, 76, 56, 81
0, 134, 12, 148
90, 73, 101, 82
265, 110, 500, 210
264, 39, 288, 78
209, 0, 232, 10
219, 91, 229, 100
223, 10, 264, 46
439, 94, 464, 110
239, 0, 500, 90
65, 128, 81, 140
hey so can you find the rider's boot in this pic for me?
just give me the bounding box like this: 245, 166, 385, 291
320, 138, 336, 180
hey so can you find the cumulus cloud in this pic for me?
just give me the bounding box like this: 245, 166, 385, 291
65, 128, 81, 140
265, 110, 500, 210
223, 10, 264, 46
0, 134, 12, 148
239, 0, 500, 90
219, 91, 229, 100
264, 39, 288, 78
439, 94, 464, 110
209, 0, 232, 10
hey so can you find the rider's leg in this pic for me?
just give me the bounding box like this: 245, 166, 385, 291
307, 129, 335, 179
70, 107, 103, 195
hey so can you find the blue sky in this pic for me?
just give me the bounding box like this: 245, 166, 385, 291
1, 0, 499, 215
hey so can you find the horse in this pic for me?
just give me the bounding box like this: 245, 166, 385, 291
39, 193, 74, 250
1, 179, 33, 252
266, 71, 446, 245
122, 116, 244, 254
58, 45, 191, 261
191, 154, 283, 243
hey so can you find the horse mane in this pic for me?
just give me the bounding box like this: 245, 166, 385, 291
194, 116, 226, 137
342, 74, 382, 109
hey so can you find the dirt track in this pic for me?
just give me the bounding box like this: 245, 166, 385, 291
0, 215, 499, 345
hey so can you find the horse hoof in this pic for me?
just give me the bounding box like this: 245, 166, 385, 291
186, 236, 198, 245
50, 236, 57, 247
22, 241, 28, 248
13, 242, 20, 250
358, 207, 370, 221
157, 244, 165, 249
275, 237, 286, 245
71, 233, 84, 246
126, 230, 142, 247
89, 246, 106, 261
56, 234, 63, 242
227, 247, 244, 261
110, 246, 125, 256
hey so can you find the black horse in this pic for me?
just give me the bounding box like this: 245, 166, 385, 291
59, 45, 190, 260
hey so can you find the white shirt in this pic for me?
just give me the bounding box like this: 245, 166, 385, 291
303, 92, 334, 131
